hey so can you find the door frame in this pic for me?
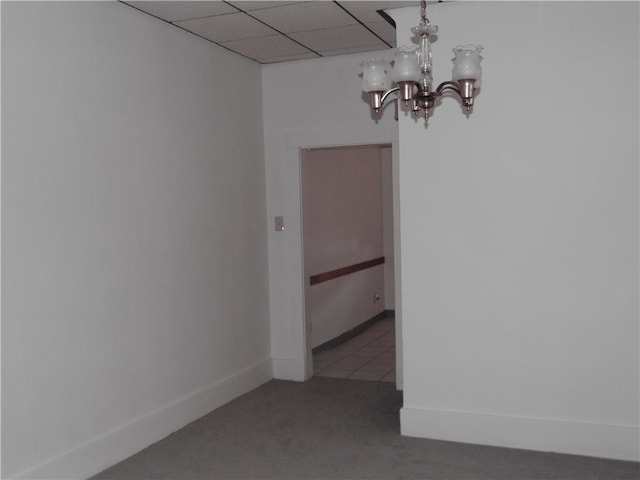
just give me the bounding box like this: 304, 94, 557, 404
281, 127, 402, 386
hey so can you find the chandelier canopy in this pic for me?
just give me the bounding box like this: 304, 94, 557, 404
360, 0, 483, 124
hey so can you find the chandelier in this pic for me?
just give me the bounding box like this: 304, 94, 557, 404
360, 0, 483, 124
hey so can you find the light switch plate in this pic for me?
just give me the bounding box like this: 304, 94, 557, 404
274, 216, 284, 231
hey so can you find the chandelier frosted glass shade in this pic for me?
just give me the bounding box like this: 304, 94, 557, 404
391, 47, 421, 83
360, 59, 391, 92
452, 44, 483, 87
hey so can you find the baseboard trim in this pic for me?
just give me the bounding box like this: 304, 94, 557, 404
400, 405, 640, 462
13, 359, 273, 480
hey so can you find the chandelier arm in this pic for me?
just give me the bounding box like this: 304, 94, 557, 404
380, 86, 401, 105
435, 81, 461, 95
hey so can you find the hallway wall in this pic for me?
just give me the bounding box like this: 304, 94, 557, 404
2, 2, 271, 478
302, 146, 388, 348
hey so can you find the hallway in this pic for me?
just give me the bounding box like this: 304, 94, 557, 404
312, 316, 395, 382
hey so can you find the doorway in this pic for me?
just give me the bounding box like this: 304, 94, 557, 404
268, 127, 399, 384
300, 144, 397, 383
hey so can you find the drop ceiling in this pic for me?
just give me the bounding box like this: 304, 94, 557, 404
121, 1, 422, 64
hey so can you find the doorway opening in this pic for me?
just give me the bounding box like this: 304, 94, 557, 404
300, 144, 397, 384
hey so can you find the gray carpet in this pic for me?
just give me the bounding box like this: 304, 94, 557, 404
92, 378, 639, 479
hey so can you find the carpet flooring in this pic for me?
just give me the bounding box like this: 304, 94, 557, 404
92, 378, 639, 479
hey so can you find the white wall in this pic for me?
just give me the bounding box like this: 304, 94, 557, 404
262, 53, 400, 381
2, 2, 271, 478
302, 146, 386, 348
393, 1, 639, 461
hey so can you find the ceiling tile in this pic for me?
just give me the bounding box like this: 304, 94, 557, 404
255, 51, 320, 64
319, 44, 393, 57
337, 1, 420, 23
289, 24, 387, 53
125, 1, 239, 22
221, 34, 311, 60
121, 0, 424, 64
175, 12, 277, 42
227, 1, 312, 11
249, 2, 356, 33
364, 21, 397, 44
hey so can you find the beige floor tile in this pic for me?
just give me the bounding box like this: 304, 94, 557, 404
330, 357, 369, 370
315, 369, 352, 379
312, 317, 395, 383
356, 363, 393, 374
362, 358, 394, 368
381, 370, 396, 382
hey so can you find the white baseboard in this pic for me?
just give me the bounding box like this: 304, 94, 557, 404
400, 406, 640, 462
13, 359, 273, 480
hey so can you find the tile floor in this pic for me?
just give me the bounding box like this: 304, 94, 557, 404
313, 316, 395, 383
